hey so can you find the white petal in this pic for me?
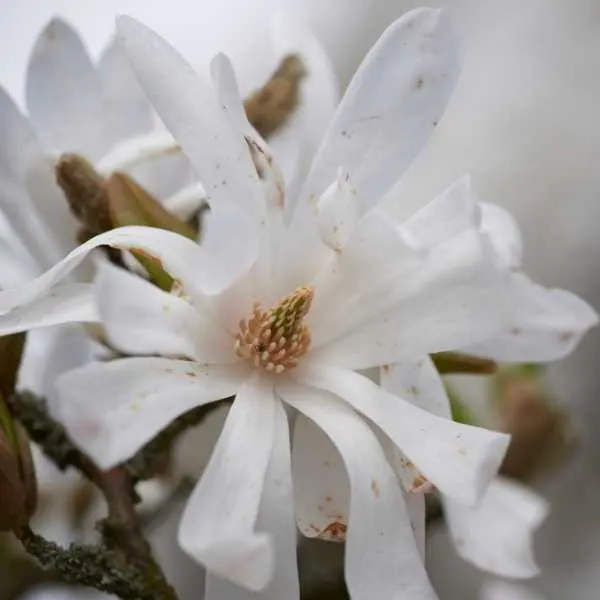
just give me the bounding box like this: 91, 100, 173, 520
210, 54, 260, 146
283, 386, 437, 600
26, 19, 108, 159
291, 412, 350, 540
210, 54, 285, 220
96, 261, 234, 363
479, 202, 523, 271
467, 273, 599, 362
210, 51, 288, 251
0, 225, 240, 324
312, 228, 512, 369
480, 581, 545, 600
0, 171, 60, 273
0, 283, 99, 336
308, 207, 422, 345
98, 39, 154, 142
380, 358, 452, 493
292, 366, 509, 505
298, 7, 459, 212
444, 477, 548, 578
316, 169, 360, 252
0, 231, 37, 288
116, 17, 264, 223
162, 182, 207, 221
400, 176, 479, 250
204, 401, 299, 600
178, 375, 277, 591
405, 491, 426, 560
95, 129, 178, 174
54, 357, 246, 469
39, 325, 97, 404
380, 357, 452, 419
0, 86, 38, 179
24, 153, 79, 260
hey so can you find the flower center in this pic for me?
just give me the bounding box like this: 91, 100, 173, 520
234, 286, 314, 373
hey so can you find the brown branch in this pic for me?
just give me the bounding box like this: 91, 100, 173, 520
15, 526, 171, 600
8, 392, 177, 599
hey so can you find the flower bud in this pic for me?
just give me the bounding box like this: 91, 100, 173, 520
0, 333, 25, 401
106, 172, 197, 292
496, 366, 572, 482
0, 403, 36, 531
244, 55, 306, 139
55, 153, 112, 237
106, 172, 196, 240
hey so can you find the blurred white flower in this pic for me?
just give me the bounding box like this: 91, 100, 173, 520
0, 18, 197, 290
444, 477, 548, 579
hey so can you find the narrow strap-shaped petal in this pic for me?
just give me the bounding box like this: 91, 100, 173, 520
467, 273, 598, 362
292, 365, 509, 506
297, 7, 459, 214
204, 401, 299, 600
479, 202, 523, 271
26, 18, 109, 159
0, 283, 99, 336
39, 325, 96, 404
444, 477, 549, 578
311, 230, 513, 369
290, 411, 350, 540
98, 39, 154, 143
400, 176, 479, 249
178, 374, 277, 591
405, 490, 426, 560
0, 230, 37, 288
116, 17, 264, 223
96, 261, 234, 363
316, 169, 360, 252
210, 54, 264, 151
209, 53, 286, 291
380, 357, 452, 419
54, 357, 246, 469
0, 170, 62, 272
381, 357, 452, 493
283, 385, 437, 600
162, 181, 207, 221
307, 207, 422, 345
0, 86, 38, 179
0, 225, 246, 326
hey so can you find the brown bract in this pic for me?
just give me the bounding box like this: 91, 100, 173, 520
244, 55, 306, 139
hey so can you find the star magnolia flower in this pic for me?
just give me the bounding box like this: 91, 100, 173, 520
0, 9, 521, 599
